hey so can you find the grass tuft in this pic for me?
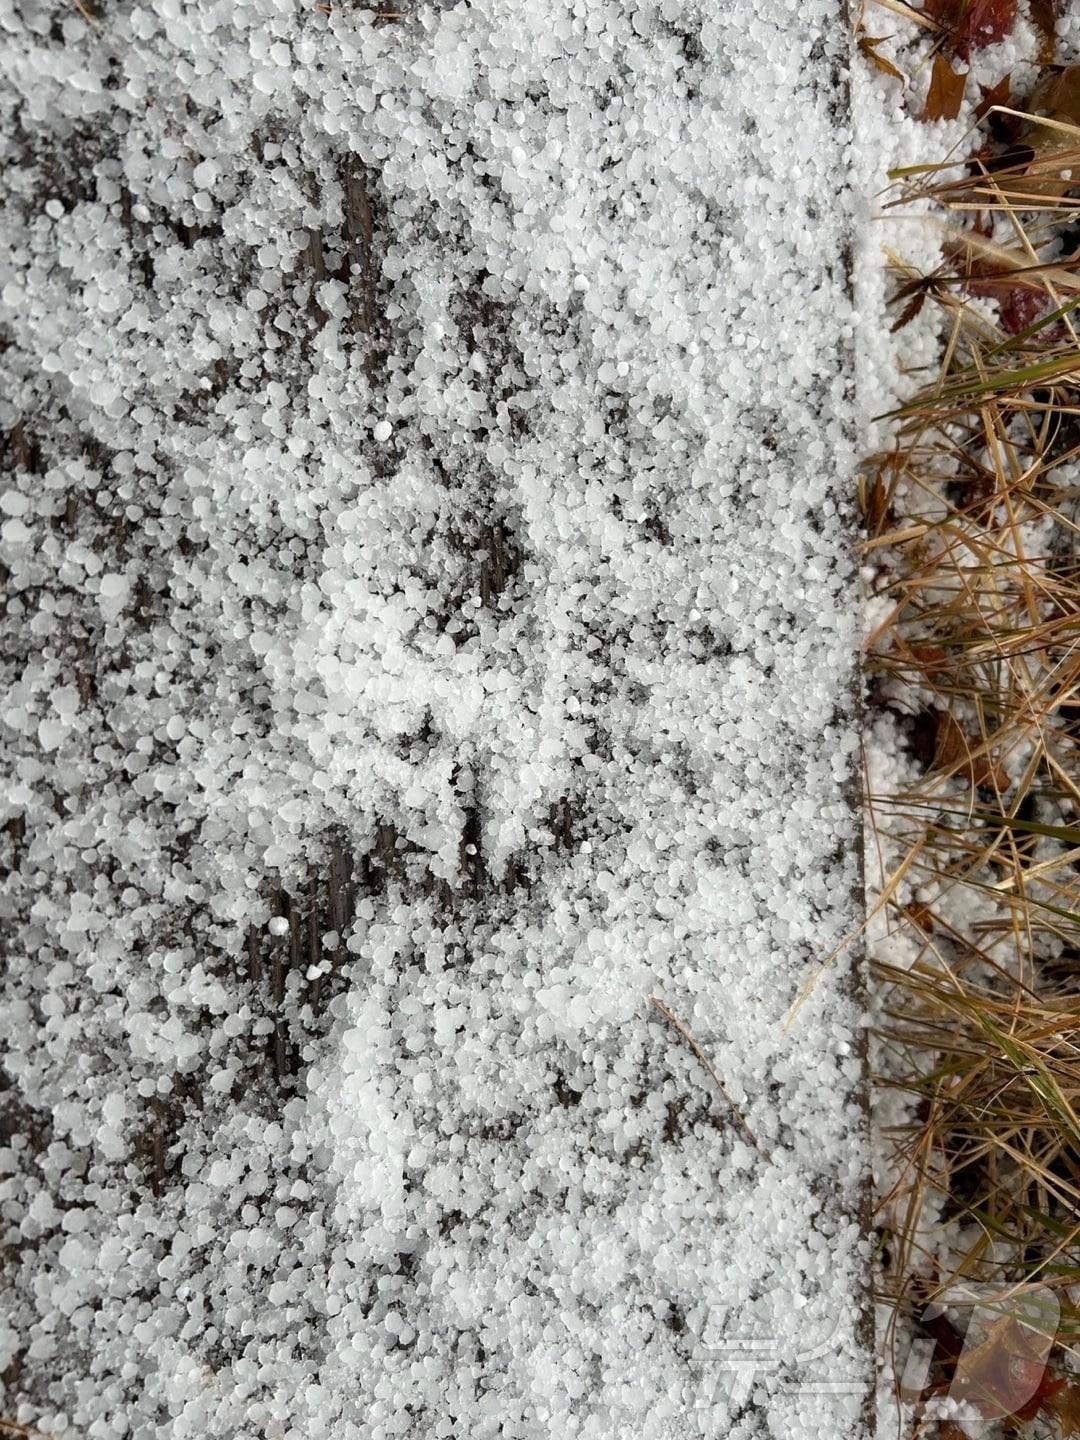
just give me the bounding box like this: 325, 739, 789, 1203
866, 76, 1080, 1404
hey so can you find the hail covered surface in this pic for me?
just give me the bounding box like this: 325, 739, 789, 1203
0, 0, 867, 1436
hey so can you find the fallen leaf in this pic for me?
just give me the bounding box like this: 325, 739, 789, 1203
1030, 0, 1064, 64
890, 289, 928, 332
965, 275, 1052, 334
943, 238, 1055, 335
1049, 1382, 1080, 1436
923, 0, 1019, 60
1011, 1363, 1067, 1423
904, 900, 935, 933
974, 72, 1011, 122
934, 711, 968, 770
1001, 68, 1080, 197
932, 712, 1009, 789
953, 0, 1018, 59
1027, 65, 1080, 121
858, 34, 904, 82
950, 1315, 1060, 1422
921, 0, 959, 25
864, 473, 890, 530
922, 52, 967, 122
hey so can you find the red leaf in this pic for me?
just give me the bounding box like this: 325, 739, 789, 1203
1011, 1366, 1067, 1422
924, 0, 1019, 61
970, 278, 1052, 334
954, 0, 1018, 59
921, 52, 967, 121
945, 237, 1055, 334
922, 0, 960, 25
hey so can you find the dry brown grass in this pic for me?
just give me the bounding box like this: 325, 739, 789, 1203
865, 90, 1080, 1372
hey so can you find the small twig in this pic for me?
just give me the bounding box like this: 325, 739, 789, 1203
649, 997, 766, 1158
72, 0, 102, 29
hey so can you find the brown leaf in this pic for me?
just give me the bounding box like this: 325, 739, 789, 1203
974, 72, 1011, 121
858, 34, 904, 82
970, 754, 1009, 792
1049, 1382, 1080, 1436
932, 712, 1009, 789
1000, 66, 1080, 199
864, 474, 889, 531
904, 901, 935, 933
1030, 0, 1064, 64
891, 289, 928, 332
950, 1315, 1055, 1421
921, 52, 967, 122
906, 648, 947, 689
934, 711, 968, 770
1027, 63, 1080, 127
